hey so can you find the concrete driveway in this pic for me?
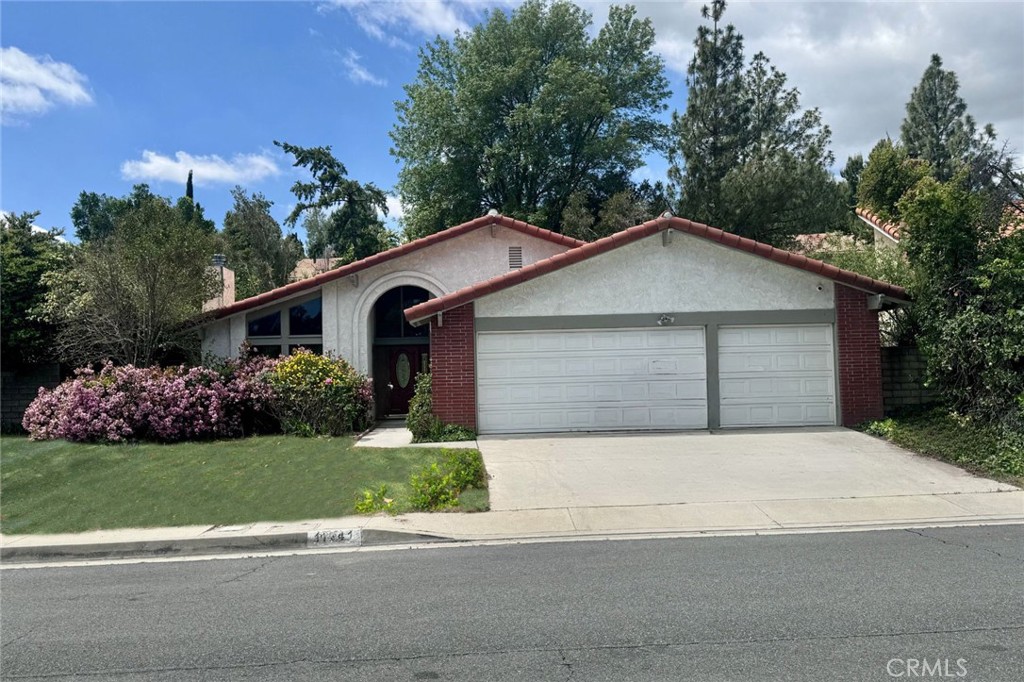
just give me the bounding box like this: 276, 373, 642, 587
478, 428, 1017, 512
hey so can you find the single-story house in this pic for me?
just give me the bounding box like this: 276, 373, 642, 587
200, 212, 909, 434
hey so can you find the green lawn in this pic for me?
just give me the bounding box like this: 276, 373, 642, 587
863, 410, 1024, 488
0, 436, 488, 535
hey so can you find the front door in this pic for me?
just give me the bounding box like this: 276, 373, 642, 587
386, 345, 429, 415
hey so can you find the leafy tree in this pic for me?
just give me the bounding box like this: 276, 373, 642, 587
718, 150, 849, 244
560, 179, 669, 241
841, 154, 864, 210
391, 0, 671, 238
41, 195, 217, 366
857, 138, 930, 222
668, 1, 843, 243
275, 141, 396, 263
0, 212, 70, 370
896, 170, 1021, 424
900, 54, 995, 182
71, 182, 214, 242
221, 187, 302, 299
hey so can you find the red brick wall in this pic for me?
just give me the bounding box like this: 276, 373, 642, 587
835, 284, 884, 426
429, 303, 477, 431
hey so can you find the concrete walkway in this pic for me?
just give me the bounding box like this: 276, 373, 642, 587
3, 428, 1021, 563
3, 490, 1022, 563
354, 424, 477, 449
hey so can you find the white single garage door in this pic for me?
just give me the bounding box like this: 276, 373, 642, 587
477, 328, 707, 434
718, 324, 836, 427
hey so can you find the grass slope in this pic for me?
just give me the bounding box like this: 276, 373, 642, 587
0, 436, 487, 535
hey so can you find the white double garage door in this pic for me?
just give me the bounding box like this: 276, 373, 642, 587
477, 325, 836, 434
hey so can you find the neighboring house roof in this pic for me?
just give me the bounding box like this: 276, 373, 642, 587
792, 232, 858, 253
289, 257, 344, 282
857, 204, 1024, 243
405, 215, 910, 325
856, 208, 902, 242
209, 214, 585, 319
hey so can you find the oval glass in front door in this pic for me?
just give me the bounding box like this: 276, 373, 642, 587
396, 352, 411, 389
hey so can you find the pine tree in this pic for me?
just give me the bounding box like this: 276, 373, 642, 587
900, 54, 992, 182
667, 0, 748, 225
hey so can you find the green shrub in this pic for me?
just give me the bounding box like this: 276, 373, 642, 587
406, 372, 436, 440
409, 448, 487, 511
410, 462, 461, 510
406, 372, 476, 443
267, 349, 374, 436
864, 409, 1024, 482
444, 448, 486, 489
354, 485, 395, 514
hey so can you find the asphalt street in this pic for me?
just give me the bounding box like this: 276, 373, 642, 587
2, 526, 1022, 681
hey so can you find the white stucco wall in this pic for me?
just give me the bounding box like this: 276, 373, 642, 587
475, 231, 835, 318
200, 317, 246, 358
201, 224, 570, 368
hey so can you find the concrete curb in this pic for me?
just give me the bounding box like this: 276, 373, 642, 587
0, 528, 453, 564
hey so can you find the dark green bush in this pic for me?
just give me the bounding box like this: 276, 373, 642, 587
406, 373, 477, 443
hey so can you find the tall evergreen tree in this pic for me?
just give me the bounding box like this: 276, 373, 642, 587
186, 170, 194, 200
667, 0, 747, 225
668, 0, 844, 243
900, 54, 994, 182
275, 141, 396, 263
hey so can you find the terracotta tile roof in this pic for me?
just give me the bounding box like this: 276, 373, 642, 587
856, 208, 902, 241
209, 214, 585, 319
405, 215, 910, 324
857, 204, 1024, 242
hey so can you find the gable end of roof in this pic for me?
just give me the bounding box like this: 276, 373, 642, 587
405, 215, 910, 324
208, 214, 585, 320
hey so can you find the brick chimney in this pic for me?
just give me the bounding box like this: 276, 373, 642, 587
203, 254, 236, 312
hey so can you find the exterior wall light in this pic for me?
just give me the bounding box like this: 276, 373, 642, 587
657, 314, 675, 326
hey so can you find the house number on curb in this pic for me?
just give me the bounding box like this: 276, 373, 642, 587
396, 353, 411, 388
307, 529, 362, 548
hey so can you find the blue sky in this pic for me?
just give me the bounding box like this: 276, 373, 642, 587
3, 1, 1021, 246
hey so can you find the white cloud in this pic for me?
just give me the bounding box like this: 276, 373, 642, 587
321, 0, 493, 45
385, 194, 405, 220
339, 49, 387, 86
322, 1, 1022, 167
633, 0, 1024, 167
0, 46, 92, 123
120, 150, 281, 185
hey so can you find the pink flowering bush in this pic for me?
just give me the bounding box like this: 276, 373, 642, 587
23, 353, 282, 443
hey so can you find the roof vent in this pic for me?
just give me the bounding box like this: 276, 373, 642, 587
487, 208, 500, 217
508, 245, 523, 270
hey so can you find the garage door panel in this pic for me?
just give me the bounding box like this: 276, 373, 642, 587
477, 328, 708, 434
718, 324, 836, 428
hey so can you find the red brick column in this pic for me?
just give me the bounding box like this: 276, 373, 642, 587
429, 303, 477, 431
835, 284, 884, 426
